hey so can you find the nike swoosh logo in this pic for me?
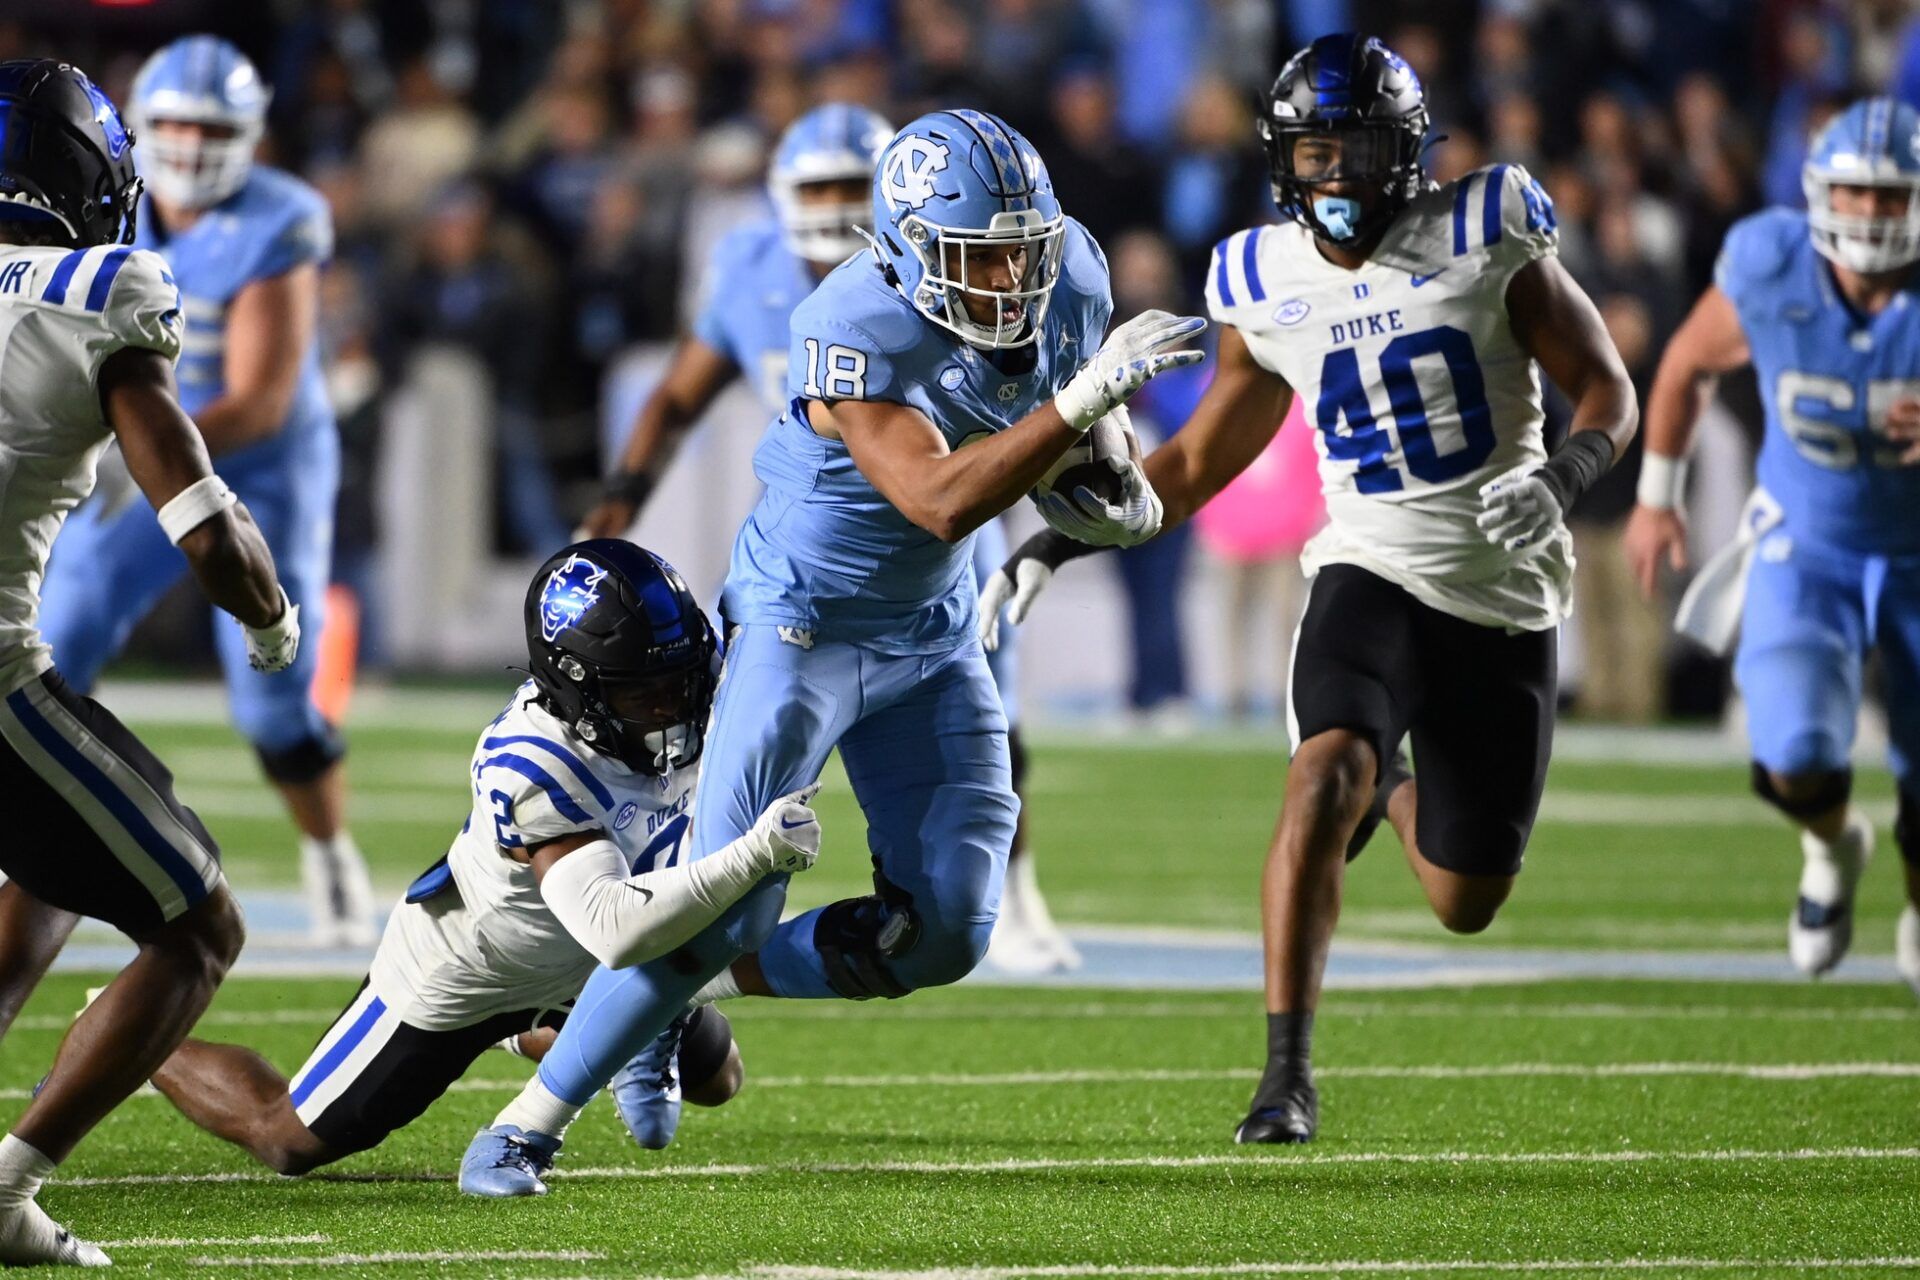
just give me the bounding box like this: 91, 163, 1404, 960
626, 884, 655, 903
1410, 269, 1447, 287
780, 815, 811, 830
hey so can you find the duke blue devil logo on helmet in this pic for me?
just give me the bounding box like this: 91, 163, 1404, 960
540, 555, 609, 643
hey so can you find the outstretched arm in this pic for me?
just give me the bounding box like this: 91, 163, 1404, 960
578, 338, 740, 538
1622, 284, 1751, 597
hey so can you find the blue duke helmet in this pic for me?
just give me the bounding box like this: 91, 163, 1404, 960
1803, 96, 1920, 274
525, 540, 720, 776
771, 102, 892, 265
128, 35, 269, 210
0, 59, 142, 246
869, 108, 1066, 349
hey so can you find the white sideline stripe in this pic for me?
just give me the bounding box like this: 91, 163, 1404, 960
13, 1007, 342, 1032
13, 1060, 1914, 1104
191, 1250, 603, 1267
51, 1145, 1920, 1189
96, 1234, 329, 1249
736, 1259, 1920, 1280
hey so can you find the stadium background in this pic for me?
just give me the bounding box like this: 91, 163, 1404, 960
15, 0, 1914, 725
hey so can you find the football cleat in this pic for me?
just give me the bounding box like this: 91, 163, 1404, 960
457, 1124, 559, 1197
1787, 812, 1874, 976
1897, 906, 1920, 1001
0, 1199, 110, 1267
611, 1015, 687, 1150
987, 854, 1081, 975
1346, 741, 1412, 862
1234, 1076, 1318, 1145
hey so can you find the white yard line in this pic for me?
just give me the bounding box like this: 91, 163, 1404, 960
728, 1259, 1920, 1280
190, 1249, 603, 1267
96, 1234, 329, 1249
50, 1145, 1920, 1190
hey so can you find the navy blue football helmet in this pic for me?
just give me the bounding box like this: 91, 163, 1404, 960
0, 59, 142, 247
1258, 34, 1430, 246
524, 540, 719, 776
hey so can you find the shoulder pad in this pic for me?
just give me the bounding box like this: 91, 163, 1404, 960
473, 724, 616, 849
787, 262, 918, 402
90, 248, 185, 361
1057, 218, 1114, 339
1204, 226, 1276, 322
247, 169, 334, 278
711, 219, 785, 271
1450, 163, 1556, 264
1714, 209, 1804, 300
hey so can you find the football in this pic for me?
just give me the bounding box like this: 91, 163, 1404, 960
1032, 411, 1133, 507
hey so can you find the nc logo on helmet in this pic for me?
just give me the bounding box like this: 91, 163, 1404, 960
540, 555, 608, 643
882, 136, 950, 210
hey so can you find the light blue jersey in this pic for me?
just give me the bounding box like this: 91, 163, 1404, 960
720, 219, 1112, 654
1718, 208, 1920, 555
139, 165, 334, 463
690, 219, 816, 412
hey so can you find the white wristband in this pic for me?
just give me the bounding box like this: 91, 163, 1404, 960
1635, 452, 1689, 512
156, 475, 237, 544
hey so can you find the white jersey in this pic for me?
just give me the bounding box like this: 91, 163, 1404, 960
0, 244, 183, 693
370, 682, 698, 1028
1207, 163, 1572, 631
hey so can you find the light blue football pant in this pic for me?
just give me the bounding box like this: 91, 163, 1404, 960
536, 623, 1018, 1108
1736, 530, 1920, 784
971, 517, 1019, 725
38, 433, 338, 759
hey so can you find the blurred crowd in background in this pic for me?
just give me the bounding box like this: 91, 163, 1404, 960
14, 0, 1920, 725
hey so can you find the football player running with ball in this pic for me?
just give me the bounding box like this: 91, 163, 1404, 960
1624, 98, 1920, 998
982, 34, 1637, 1143
462, 109, 1201, 1194
0, 60, 299, 1265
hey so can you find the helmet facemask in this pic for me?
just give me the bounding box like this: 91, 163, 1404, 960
1805, 173, 1920, 274
1261, 117, 1426, 246
137, 115, 261, 210
898, 207, 1065, 349
772, 172, 872, 266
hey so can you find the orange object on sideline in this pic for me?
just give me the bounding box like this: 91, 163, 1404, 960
311, 583, 359, 723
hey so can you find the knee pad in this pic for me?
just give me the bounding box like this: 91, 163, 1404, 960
679, 1005, 734, 1087
254, 724, 347, 785
812, 872, 922, 1000
1750, 762, 1852, 821
1898, 789, 1920, 870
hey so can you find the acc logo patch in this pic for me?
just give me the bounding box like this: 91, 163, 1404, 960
539, 554, 608, 643
614, 801, 640, 832
940, 365, 966, 390
1273, 298, 1311, 326
882, 136, 950, 209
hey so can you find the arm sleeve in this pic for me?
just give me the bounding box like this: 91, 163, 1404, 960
253, 189, 334, 280
689, 234, 744, 364
102, 249, 185, 363
539, 834, 769, 970
787, 302, 900, 405
473, 751, 605, 851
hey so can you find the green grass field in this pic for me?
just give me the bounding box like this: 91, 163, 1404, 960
6, 695, 1918, 1277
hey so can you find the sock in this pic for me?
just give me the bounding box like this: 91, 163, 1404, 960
0, 1135, 55, 1209
691, 967, 742, 1007
492, 1076, 580, 1141
1249, 1012, 1314, 1111
1800, 810, 1867, 905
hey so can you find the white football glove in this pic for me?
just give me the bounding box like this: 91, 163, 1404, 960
978, 557, 1052, 653
1476, 465, 1564, 553
243, 587, 301, 674
1033, 457, 1164, 549
1053, 309, 1207, 431
741, 783, 822, 876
